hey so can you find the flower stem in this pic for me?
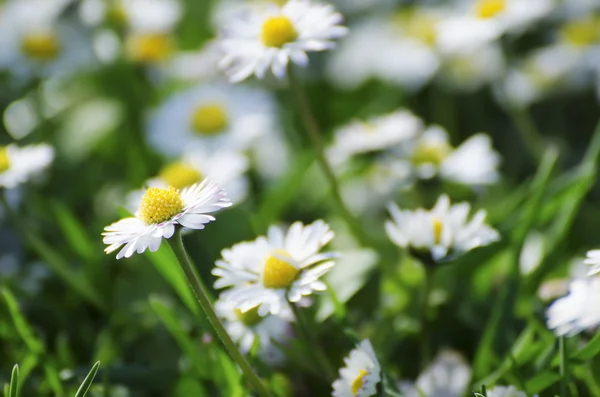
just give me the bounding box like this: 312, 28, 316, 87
506, 106, 545, 163
289, 301, 337, 382
288, 71, 372, 248
419, 265, 434, 370
168, 228, 272, 397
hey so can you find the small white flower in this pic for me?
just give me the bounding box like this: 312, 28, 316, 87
438, 43, 505, 92
327, 110, 422, 168
219, 0, 348, 82
126, 149, 249, 210
546, 276, 600, 336
103, 180, 231, 259
400, 350, 471, 397
147, 83, 277, 157
385, 195, 500, 262
212, 220, 338, 316
585, 250, 600, 276
215, 296, 293, 364
0, 143, 54, 189
332, 339, 381, 397
486, 385, 528, 397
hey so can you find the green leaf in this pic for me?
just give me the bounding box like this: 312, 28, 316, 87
1, 289, 44, 354
572, 332, 600, 361
525, 371, 561, 394
50, 200, 95, 263
74, 361, 100, 397
9, 364, 18, 397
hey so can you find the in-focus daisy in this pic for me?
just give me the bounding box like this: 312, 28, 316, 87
485, 385, 528, 397
103, 180, 231, 259
219, 0, 348, 82
147, 83, 277, 157
332, 339, 381, 397
400, 350, 471, 397
585, 249, 600, 276
0, 143, 54, 189
215, 296, 293, 364
327, 110, 422, 168
385, 195, 500, 263
546, 275, 600, 336
212, 220, 338, 316
126, 148, 249, 210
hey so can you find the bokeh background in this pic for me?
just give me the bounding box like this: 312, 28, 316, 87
1, 0, 600, 396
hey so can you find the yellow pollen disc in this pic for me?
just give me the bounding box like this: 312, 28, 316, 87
138, 186, 183, 224
410, 141, 452, 166
127, 33, 171, 62
0, 147, 10, 173
561, 16, 600, 47
158, 162, 202, 190
351, 369, 369, 396
432, 217, 443, 245
235, 307, 264, 326
476, 0, 505, 19
261, 16, 298, 48
21, 32, 60, 61
190, 103, 229, 135
263, 250, 298, 289
395, 10, 437, 47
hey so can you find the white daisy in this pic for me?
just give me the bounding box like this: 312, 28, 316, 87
385, 195, 500, 263
546, 275, 600, 336
103, 180, 231, 259
486, 385, 528, 397
147, 83, 277, 157
400, 350, 471, 397
0, 143, 54, 189
332, 339, 381, 397
215, 296, 293, 364
585, 249, 600, 276
167, 41, 223, 83
0, 0, 96, 81
219, 0, 348, 82
212, 220, 338, 316
126, 148, 249, 210
438, 43, 505, 92
327, 110, 423, 169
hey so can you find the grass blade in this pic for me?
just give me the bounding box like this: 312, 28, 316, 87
9, 364, 19, 397
74, 361, 100, 397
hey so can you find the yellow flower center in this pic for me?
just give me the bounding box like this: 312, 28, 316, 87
432, 217, 443, 245
351, 369, 369, 396
190, 103, 229, 135
411, 141, 452, 166
127, 33, 171, 62
261, 16, 298, 48
158, 162, 203, 190
263, 250, 298, 289
561, 16, 600, 47
235, 307, 264, 326
476, 0, 505, 19
394, 10, 437, 47
21, 32, 60, 61
0, 147, 10, 173
138, 186, 183, 224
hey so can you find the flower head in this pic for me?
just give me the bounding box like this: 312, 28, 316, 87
332, 339, 381, 397
585, 249, 600, 276
0, 143, 54, 189
385, 195, 499, 263
486, 385, 528, 397
219, 0, 348, 82
103, 180, 231, 259
212, 220, 338, 316
546, 275, 600, 336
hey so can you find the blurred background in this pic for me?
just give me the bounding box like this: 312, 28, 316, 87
1, 0, 600, 395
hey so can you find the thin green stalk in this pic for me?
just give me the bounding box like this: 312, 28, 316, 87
560, 336, 571, 397
506, 106, 545, 163
289, 301, 337, 382
167, 229, 272, 397
288, 71, 372, 249
419, 265, 434, 370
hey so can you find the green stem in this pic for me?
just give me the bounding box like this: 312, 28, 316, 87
419, 265, 434, 370
288, 71, 372, 249
506, 106, 545, 163
289, 301, 337, 382
559, 336, 570, 397
167, 229, 272, 397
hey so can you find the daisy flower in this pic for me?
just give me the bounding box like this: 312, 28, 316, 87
585, 249, 600, 276
147, 83, 277, 157
332, 339, 381, 397
103, 180, 231, 259
546, 275, 600, 336
400, 350, 471, 397
126, 148, 249, 210
385, 195, 500, 263
0, 143, 54, 189
212, 220, 338, 316
215, 295, 293, 364
219, 0, 348, 82
486, 385, 528, 397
